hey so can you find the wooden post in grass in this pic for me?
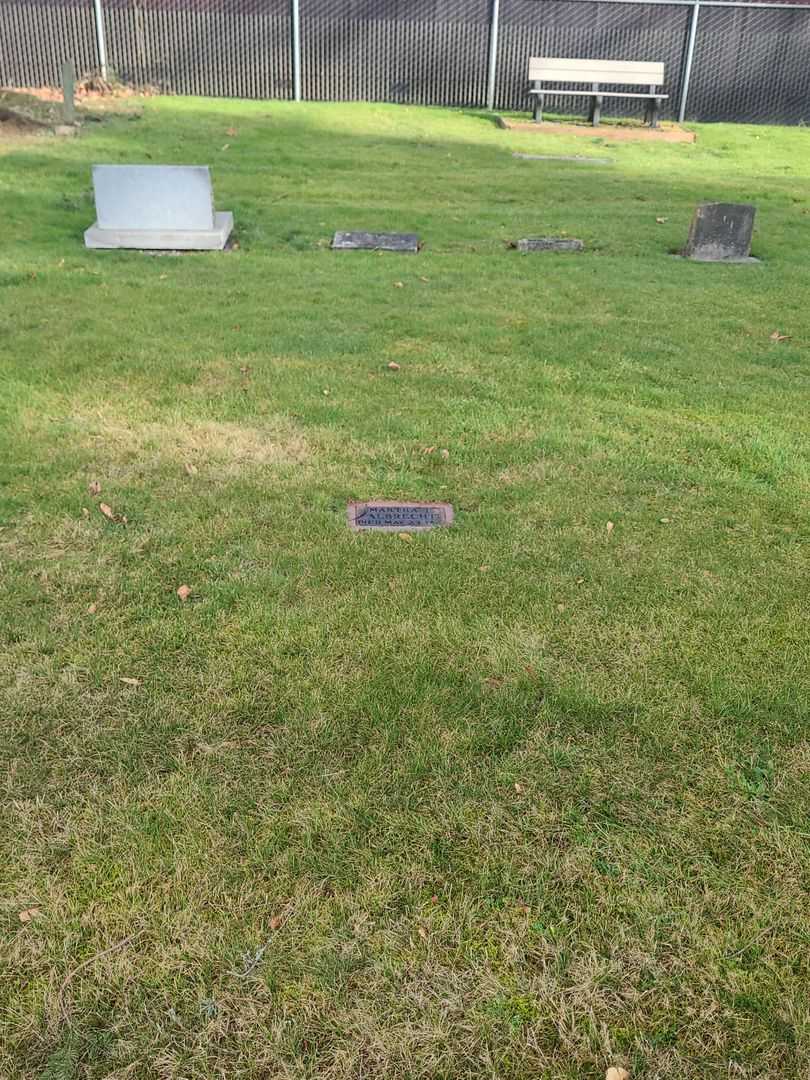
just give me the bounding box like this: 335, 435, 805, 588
61, 60, 76, 124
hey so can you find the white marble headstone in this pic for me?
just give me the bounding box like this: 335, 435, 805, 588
92, 165, 216, 231
85, 164, 233, 250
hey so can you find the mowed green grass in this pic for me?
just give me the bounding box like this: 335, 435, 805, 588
1, 97, 809, 1080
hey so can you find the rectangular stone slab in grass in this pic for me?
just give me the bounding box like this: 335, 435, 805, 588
513, 153, 614, 165
682, 202, 757, 262
516, 237, 584, 252
332, 231, 419, 253
84, 165, 233, 250
347, 501, 453, 531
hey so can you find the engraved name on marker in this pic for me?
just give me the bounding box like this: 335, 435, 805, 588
347, 501, 453, 531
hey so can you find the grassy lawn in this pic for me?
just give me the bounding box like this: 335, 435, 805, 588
1, 96, 809, 1079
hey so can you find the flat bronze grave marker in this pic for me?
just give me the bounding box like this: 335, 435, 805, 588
347, 501, 453, 531
332, 231, 419, 253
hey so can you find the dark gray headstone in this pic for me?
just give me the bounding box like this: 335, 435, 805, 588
683, 203, 756, 262
347, 501, 453, 531
515, 237, 584, 253
332, 231, 419, 253
513, 153, 613, 165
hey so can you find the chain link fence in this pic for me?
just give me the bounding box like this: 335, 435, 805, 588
1, 0, 810, 124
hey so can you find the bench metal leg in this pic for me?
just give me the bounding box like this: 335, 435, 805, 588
589, 95, 603, 126
532, 93, 544, 123
649, 97, 661, 128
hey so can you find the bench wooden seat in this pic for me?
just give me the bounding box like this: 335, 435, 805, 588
528, 57, 668, 128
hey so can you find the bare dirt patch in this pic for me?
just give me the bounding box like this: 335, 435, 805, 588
498, 116, 696, 143
0, 83, 145, 143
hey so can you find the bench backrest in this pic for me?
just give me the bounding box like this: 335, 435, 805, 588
529, 57, 665, 87
92, 165, 216, 232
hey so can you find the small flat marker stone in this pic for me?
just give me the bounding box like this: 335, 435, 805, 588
332, 231, 419, 253
513, 153, 613, 165
347, 501, 453, 531
515, 237, 584, 252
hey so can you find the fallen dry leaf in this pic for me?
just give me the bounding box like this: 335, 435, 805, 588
225, 126, 237, 137
87, 602, 98, 615
423, 446, 436, 455
606, 1069, 630, 1080
659, 517, 671, 524
88, 480, 101, 496
419, 276, 429, 283
221, 143, 230, 151
606, 520, 615, 535
387, 361, 401, 371
769, 330, 790, 342
18, 907, 41, 923
417, 925, 428, 940
82, 507, 90, 519
176, 584, 192, 602
655, 216, 668, 224
269, 915, 283, 931
440, 449, 450, 460
479, 565, 490, 572
99, 502, 127, 524
184, 462, 198, 476
514, 782, 525, 794
393, 281, 404, 288
120, 677, 141, 687
398, 532, 413, 542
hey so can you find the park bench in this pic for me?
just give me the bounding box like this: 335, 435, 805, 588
528, 57, 668, 128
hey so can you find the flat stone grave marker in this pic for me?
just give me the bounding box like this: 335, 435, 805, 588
515, 237, 584, 252
682, 202, 757, 262
84, 165, 233, 250
332, 231, 419, 253
347, 501, 453, 531
513, 153, 613, 165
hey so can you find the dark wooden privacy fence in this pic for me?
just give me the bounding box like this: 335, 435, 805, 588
2, 0, 810, 125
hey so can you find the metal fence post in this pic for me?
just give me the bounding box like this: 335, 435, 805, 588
291, 0, 302, 101
679, 0, 700, 122
486, 0, 500, 110
92, 0, 108, 81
